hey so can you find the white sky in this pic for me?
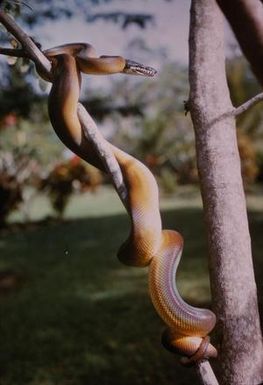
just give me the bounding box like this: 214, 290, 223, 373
37, 0, 191, 68
28, 0, 195, 91
34, 0, 236, 82
0, 1, 236, 91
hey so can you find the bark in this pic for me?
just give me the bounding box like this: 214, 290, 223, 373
216, 0, 263, 87
189, 1, 263, 384
196, 361, 219, 385
0, 10, 51, 79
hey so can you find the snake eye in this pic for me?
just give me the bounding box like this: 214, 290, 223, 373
123, 59, 157, 77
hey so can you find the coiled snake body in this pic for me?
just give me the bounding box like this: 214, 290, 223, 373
44, 43, 217, 362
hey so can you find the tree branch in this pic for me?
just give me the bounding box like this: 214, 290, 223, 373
216, 0, 263, 86
190, 90, 263, 127
196, 361, 219, 385
0, 9, 51, 79
0, 46, 28, 57
77, 103, 129, 208
234, 91, 263, 116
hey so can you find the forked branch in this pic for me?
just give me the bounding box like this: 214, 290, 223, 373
0, 9, 51, 78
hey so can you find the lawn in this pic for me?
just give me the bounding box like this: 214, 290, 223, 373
0, 187, 262, 385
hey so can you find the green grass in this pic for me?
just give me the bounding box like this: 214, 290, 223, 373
1, 188, 262, 385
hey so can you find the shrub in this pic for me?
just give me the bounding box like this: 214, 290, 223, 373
0, 149, 39, 225
39, 156, 103, 217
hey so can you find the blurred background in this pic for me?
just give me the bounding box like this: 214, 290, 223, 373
0, 1, 262, 385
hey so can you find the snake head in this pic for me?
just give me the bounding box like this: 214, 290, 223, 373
123, 59, 157, 77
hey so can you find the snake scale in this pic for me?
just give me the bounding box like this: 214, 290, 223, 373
42, 43, 217, 363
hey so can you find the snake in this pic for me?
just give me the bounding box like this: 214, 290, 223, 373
43, 43, 217, 362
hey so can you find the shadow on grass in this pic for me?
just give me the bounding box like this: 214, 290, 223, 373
0, 207, 262, 385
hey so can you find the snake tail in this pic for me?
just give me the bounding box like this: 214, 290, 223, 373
149, 230, 217, 358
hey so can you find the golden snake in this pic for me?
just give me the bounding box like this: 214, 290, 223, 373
43, 43, 217, 362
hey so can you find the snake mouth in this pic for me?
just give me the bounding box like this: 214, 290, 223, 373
123, 59, 157, 77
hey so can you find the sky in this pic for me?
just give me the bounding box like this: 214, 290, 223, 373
23, 0, 193, 92
0, 0, 236, 92
37, 0, 192, 69
33, 0, 236, 88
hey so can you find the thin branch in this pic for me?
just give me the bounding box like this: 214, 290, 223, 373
0, 46, 28, 57
234, 91, 263, 116
77, 103, 129, 208
0, 9, 129, 207
9, 1, 33, 11
190, 90, 263, 128
196, 361, 219, 385
0, 9, 51, 79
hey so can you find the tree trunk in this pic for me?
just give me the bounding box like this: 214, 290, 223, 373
216, 0, 263, 87
188, 1, 263, 384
